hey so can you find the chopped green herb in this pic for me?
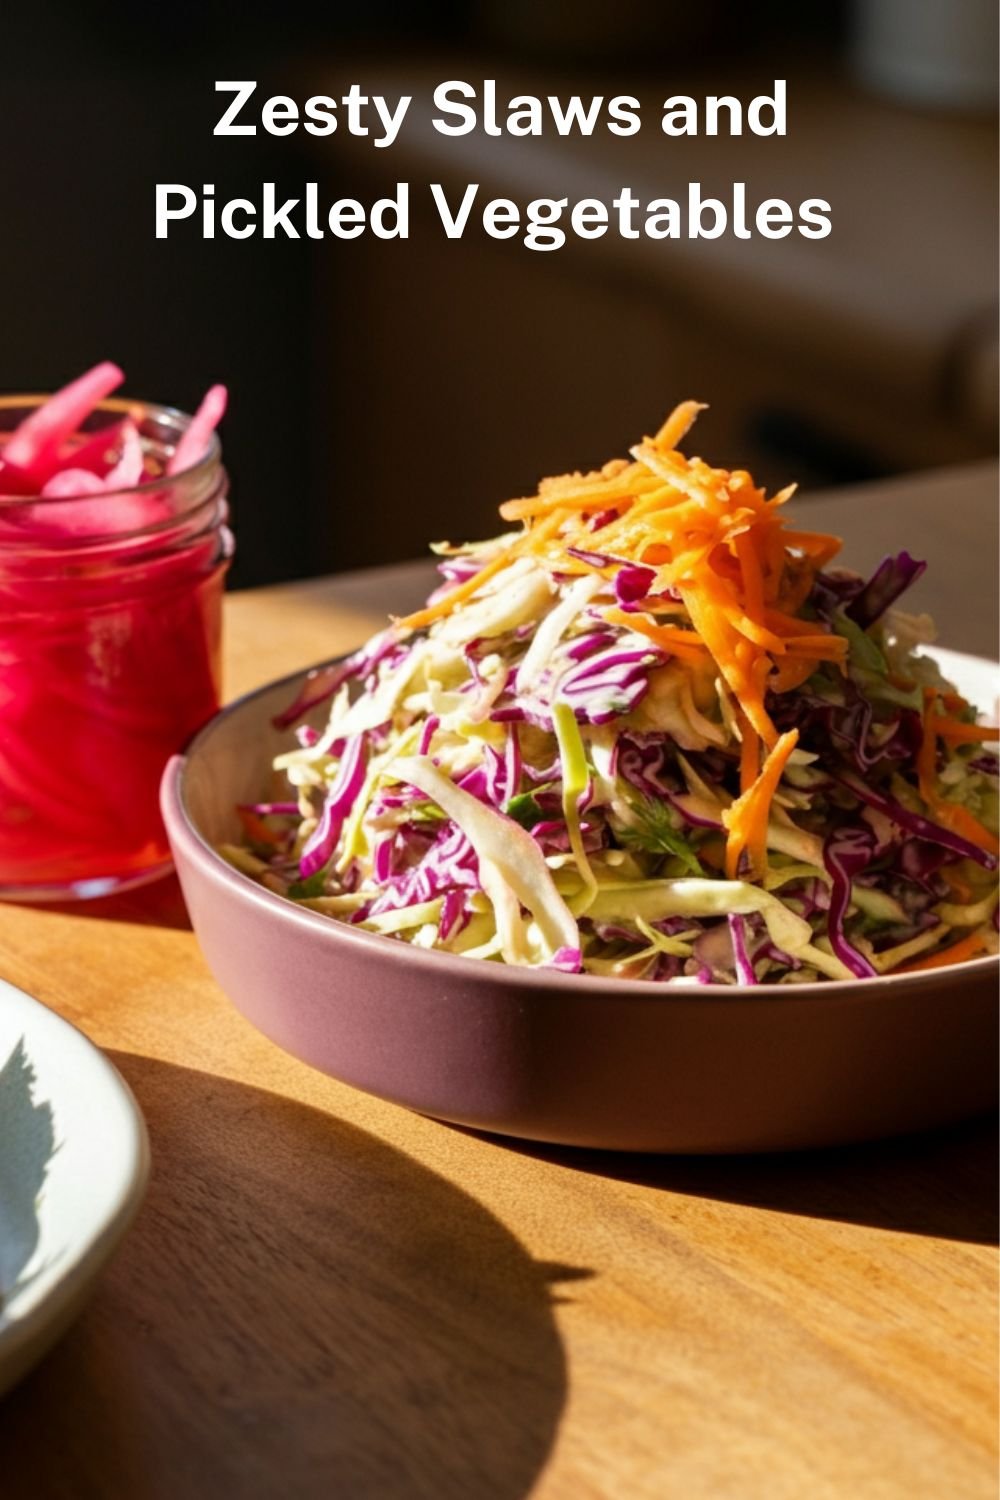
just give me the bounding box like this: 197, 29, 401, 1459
617, 796, 704, 875
505, 791, 548, 830
288, 869, 329, 898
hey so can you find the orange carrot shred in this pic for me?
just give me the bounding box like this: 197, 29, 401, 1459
397, 401, 862, 767
934, 719, 999, 744
722, 729, 799, 880
770, 657, 818, 693
237, 808, 287, 849
897, 930, 993, 974
738, 713, 760, 794
395, 550, 514, 631
603, 608, 709, 663
654, 399, 707, 452
930, 802, 1000, 857
917, 690, 1000, 855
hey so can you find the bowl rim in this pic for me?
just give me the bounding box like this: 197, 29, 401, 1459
163, 651, 1000, 1006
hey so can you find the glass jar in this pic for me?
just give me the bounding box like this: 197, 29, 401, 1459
0, 397, 233, 899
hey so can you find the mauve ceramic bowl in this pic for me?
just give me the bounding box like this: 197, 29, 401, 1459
161, 650, 999, 1154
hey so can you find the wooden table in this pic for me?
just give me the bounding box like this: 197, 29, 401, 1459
2, 464, 998, 1499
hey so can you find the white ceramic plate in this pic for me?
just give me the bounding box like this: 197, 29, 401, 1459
925, 645, 1000, 719
0, 978, 149, 1397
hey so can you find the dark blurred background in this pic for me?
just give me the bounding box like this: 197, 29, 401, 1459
0, 1, 995, 586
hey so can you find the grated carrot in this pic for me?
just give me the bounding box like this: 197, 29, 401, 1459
738, 711, 760, 794
918, 690, 1000, 856
395, 550, 515, 631
782, 635, 849, 660
237, 808, 287, 849
602, 608, 709, 663
930, 802, 1000, 858
770, 657, 817, 693
764, 608, 838, 637
733, 530, 765, 621
654, 399, 706, 451
934, 718, 1000, 744
499, 491, 629, 523
398, 400, 857, 742
722, 729, 799, 880
897, 929, 993, 973
715, 594, 788, 654
681, 586, 766, 735
780, 530, 843, 565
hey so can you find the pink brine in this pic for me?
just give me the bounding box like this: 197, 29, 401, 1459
0, 363, 232, 897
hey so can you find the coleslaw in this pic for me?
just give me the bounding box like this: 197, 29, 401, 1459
226, 402, 999, 983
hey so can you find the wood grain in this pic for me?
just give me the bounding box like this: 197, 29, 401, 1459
2, 467, 998, 1499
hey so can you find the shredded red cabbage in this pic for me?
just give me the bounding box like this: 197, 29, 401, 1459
273, 630, 397, 730
728, 913, 758, 985
846, 551, 927, 629
833, 771, 997, 870
298, 733, 367, 878
823, 825, 879, 978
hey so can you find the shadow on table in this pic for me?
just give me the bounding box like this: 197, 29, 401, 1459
1, 1055, 582, 1500
4, 873, 193, 932
483, 1115, 999, 1247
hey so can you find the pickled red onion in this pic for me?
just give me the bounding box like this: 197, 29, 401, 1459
0, 364, 227, 512
3, 361, 124, 482
168, 384, 228, 476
